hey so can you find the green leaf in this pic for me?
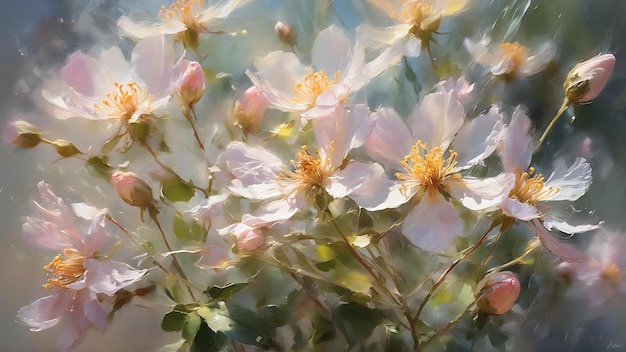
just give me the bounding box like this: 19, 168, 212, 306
86, 156, 114, 180
182, 312, 202, 341
101, 133, 124, 154
173, 212, 207, 242
162, 310, 187, 332
162, 178, 195, 203
332, 302, 385, 346
207, 282, 249, 301
203, 302, 269, 346
191, 321, 227, 352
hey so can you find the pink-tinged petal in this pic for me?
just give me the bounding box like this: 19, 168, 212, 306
365, 107, 413, 168
58, 300, 91, 351
224, 142, 283, 200
357, 24, 413, 50
82, 213, 109, 257
542, 215, 601, 235
501, 197, 540, 220
61, 51, 96, 97
349, 163, 410, 211
83, 298, 107, 332
435, 77, 475, 105
22, 217, 71, 251
197, 0, 252, 22
325, 162, 370, 199
500, 106, 533, 172
403, 192, 464, 252
131, 35, 174, 96
454, 105, 505, 170
532, 219, 588, 262
117, 16, 185, 38
453, 173, 514, 210
410, 90, 464, 150
242, 196, 302, 226
519, 42, 555, 76
544, 157, 592, 201
188, 193, 228, 224
83, 259, 146, 296
301, 90, 341, 122
17, 293, 66, 331
251, 51, 307, 98
312, 25, 350, 75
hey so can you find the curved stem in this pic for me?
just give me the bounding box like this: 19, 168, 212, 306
143, 143, 209, 197
184, 105, 205, 151
477, 222, 509, 274
537, 98, 569, 150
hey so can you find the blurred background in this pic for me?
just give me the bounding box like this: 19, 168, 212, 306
1, 0, 626, 351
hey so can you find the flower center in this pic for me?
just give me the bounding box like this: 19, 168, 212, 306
509, 167, 559, 206
395, 141, 460, 198
94, 82, 149, 121
293, 70, 340, 107
43, 248, 86, 289
500, 42, 529, 70
404, 1, 435, 26
159, 0, 205, 32
277, 146, 332, 194
601, 263, 623, 287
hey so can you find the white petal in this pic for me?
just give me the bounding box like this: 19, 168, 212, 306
17, 294, 66, 331
312, 25, 350, 75
118, 16, 184, 38
224, 142, 283, 200
132, 35, 174, 96
325, 162, 370, 198
454, 105, 505, 169
500, 106, 533, 172
542, 215, 601, 234
410, 90, 464, 150
349, 163, 411, 211
251, 51, 307, 99
365, 107, 413, 168
501, 197, 540, 220
242, 196, 301, 226
402, 192, 463, 252
532, 219, 588, 262
83, 298, 107, 332
455, 173, 514, 210
545, 157, 592, 201
84, 259, 146, 296
520, 42, 555, 77
357, 24, 412, 50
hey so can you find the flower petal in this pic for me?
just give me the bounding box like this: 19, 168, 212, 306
410, 90, 464, 150
542, 215, 601, 234
131, 35, 175, 96
17, 293, 66, 331
545, 157, 592, 201
312, 25, 350, 75
365, 107, 413, 169
532, 219, 588, 262
83, 259, 146, 296
349, 163, 411, 211
501, 197, 540, 221
454, 105, 505, 170
325, 162, 370, 199
224, 142, 283, 200
500, 106, 533, 172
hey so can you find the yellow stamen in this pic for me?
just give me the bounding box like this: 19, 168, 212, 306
293, 70, 340, 107
509, 167, 559, 206
43, 248, 86, 289
158, 0, 206, 32
93, 82, 150, 121
277, 146, 332, 194
500, 42, 530, 71
395, 140, 461, 198
601, 263, 623, 287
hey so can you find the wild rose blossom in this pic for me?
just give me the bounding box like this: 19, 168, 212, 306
17, 182, 146, 350
476, 271, 521, 315
564, 53, 616, 103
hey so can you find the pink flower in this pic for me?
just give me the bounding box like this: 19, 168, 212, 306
565, 53, 615, 103
111, 171, 155, 209
177, 60, 206, 105
476, 271, 521, 315
17, 182, 146, 350
232, 86, 269, 133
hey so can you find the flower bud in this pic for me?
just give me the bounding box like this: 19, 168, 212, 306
178, 61, 206, 106
564, 53, 615, 103
232, 86, 269, 133
236, 227, 265, 252
475, 271, 520, 315
3, 120, 41, 149
275, 21, 295, 46
111, 171, 154, 208
51, 140, 81, 157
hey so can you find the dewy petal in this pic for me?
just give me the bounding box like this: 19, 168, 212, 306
61, 51, 97, 97
453, 173, 514, 210
544, 157, 592, 201
402, 192, 464, 252
312, 25, 350, 76
242, 195, 302, 226
365, 107, 413, 169
500, 106, 533, 173
83, 259, 146, 296
131, 35, 174, 96
410, 90, 465, 150
532, 219, 588, 262
117, 16, 185, 38
224, 141, 283, 200
454, 105, 505, 170
325, 162, 370, 199
350, 163, 411, 211
501, 197, 540, 221
542, 215, 601, 234
17, 293, 66, 331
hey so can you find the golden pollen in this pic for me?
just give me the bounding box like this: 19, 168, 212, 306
509, 167, 559, 206
94, 82, 149, 121
601, 263, 623, 287
500, 42, 530, 70
395, 140, 460, 198
293, 70, 340, 107
277, 146, 331, 194
43, 248, 86, 289
403, 1, 435, 27
158, 0, 205, 32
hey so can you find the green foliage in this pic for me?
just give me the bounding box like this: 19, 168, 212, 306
332, 302, 386, 346
162, 178, 195, 203
173, 212, 207, 242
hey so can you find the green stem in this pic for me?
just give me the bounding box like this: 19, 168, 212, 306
537, 98, 570, 150
184, 105, 205, 151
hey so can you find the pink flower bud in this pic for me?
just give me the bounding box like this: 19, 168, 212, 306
3, 120, 41, 149
274, 21, 295, 46
236, 227, 265, 252
178, 61, 206, 105
565, 53, 615, 103
233, 86, 269, 133
111, 171, 154, 208
475, 271, 521, 315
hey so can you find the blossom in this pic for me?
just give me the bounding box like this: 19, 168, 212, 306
111, 171, 155, 209
475, 271, 521, 315
564, 53, 616, 103
117, 0, 251, 47
362, 0, 470, 55
465, 37, 554, 79
177, 60, 206, 105
17, 182, 146, 350
360, 88, 507, 251
247, 25, 402, 121
498, 107, 599, 262
43, 35, 184, 124
223, 105, 374, 225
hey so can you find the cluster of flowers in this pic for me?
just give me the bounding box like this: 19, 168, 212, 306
4, 0, 623, 350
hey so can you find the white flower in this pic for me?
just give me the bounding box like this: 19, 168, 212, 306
43, 35, 184, 123
224, 105, 374, 224
498, 107, 599, 262
465, 36, 554, 79
17, 182, 146, 350
359, 88, 506, 252
247, 25, 402, 121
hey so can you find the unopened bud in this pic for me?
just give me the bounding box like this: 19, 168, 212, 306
111, 171, 154, 208
475, 271, 520, 315
275, 21, 295, 46
3, 120, 41, 149
236, 227, 265, 252
565, 53, 615, 103
232, 86, 268, 133
51, 140, 81, 157
178, 61, 206, 106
